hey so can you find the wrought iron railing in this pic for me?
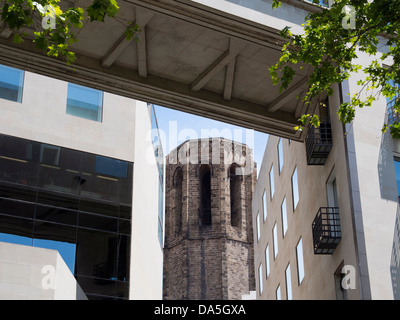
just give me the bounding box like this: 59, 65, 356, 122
305, 120, 333, 165
312, 207, 341, 254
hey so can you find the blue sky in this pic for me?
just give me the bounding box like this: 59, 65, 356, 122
154, 104, 269, 175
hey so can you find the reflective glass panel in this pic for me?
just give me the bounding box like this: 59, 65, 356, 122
66, 83, 103, 122
0, 64, 24, 102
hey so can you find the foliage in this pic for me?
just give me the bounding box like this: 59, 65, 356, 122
0, 0, 139, 64
270, 0, 400, 137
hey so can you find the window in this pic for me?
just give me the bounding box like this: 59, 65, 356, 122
230, 164, 242, 227
273, 222, 278, 259
256, 212, 260, 241
0, 64, 24, 103
278, 138, 284, 174
296, 238, 305, 284
258, 264, 263, 295
394, 157, 400, 201
326, 170, 339, 207
291, 167, 299, 211
174, 168, 183, 233
262, 190, 267, 221
0, 134, 133, 300
285, 263, 293, 300
276, 284, 281, 300
66, 83, 103, 122
281, 197, 288, 237
269, 165, 275, 200
265, 245, 270, 278
199, 165, 211, 226
334, 262, 348, 300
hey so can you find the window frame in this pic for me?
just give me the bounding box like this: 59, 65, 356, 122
291, 166, 299, 211
0, 64, 25, 103
296, 237, 305, 285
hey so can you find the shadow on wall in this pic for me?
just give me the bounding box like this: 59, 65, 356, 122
377, 130, 397, 202
390, 206, 400, 300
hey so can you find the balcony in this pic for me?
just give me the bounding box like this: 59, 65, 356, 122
387, 99, 400, 126
305, 120, 333, 165
312, 207, 341, 254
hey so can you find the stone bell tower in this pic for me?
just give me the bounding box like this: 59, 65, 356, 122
163, 137, 256, 300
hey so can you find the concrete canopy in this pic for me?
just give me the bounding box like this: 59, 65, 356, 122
0, 0, 323, 140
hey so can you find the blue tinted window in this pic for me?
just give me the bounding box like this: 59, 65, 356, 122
66, 83, 103, 122
95, 155, 128, 178
394, 158, 400, 199
0, 64, 24, 103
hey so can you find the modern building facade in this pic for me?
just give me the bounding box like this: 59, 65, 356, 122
0, 64, 164, 299
163, 138, 257, 300
252, 50, 400, 299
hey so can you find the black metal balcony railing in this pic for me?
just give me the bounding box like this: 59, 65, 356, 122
312, 207, 341, 254
305, 120, 333, 165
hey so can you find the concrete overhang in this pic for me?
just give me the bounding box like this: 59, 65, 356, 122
0, 0, 324, 141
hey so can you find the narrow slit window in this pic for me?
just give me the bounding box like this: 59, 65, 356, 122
199, 165, 211, 226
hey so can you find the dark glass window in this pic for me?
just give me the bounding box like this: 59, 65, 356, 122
0, 133, 132, 300
199, 165, 211, 226
0, 64, 24, 103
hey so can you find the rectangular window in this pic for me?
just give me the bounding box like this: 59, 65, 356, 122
285, 263, 292, 300
256, 212, 260, 241
269, 164, 275, 200
66, 83, 103, 122
296, 238, 305, 284
273, 222, 278, 259
276, 284, 281, 300
262, 190, 267, 221
394, 157, 400, 201
258, 264, 263, 295
265, 244, 270, 278
291, 167, 299, 211
281, 197, 288, 237
278, 138, 283, 174
0, 64, 24, 103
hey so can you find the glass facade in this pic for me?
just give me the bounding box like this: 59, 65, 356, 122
66, 83, 103, 122
149, 104, 164, 248
0, 64, 24, 103
0, 133, 133, 300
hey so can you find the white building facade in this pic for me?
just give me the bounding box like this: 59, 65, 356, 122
0, 64, 164, 300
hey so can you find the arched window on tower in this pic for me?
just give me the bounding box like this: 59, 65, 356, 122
199, 164, 211, 226
173, 167, 183, 233
229, 164, 242, 228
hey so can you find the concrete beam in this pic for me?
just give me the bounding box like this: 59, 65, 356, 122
190, 39, 244, 92
223, 56, 236, 101
266, 76, 309, 112
101, 8, 153, 73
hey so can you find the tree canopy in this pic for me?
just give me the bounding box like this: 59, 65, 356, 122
0, 0, 139, 64
270, 0, 400, 137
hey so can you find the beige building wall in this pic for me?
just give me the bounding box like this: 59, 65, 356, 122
253, 87, 361, 300
254, 45, 400, 299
